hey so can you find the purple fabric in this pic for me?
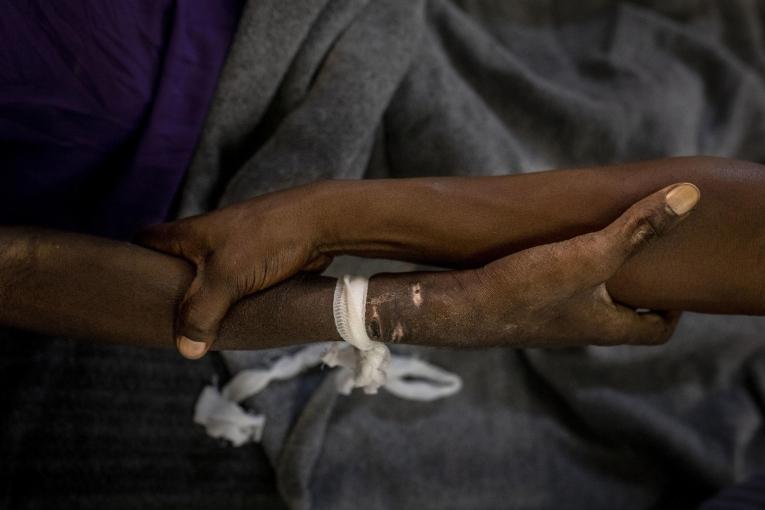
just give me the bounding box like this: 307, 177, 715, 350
0, 1, 243, 239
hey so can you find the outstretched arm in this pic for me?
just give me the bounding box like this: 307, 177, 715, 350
139, 155, 765, 357
316, 156, 764, 314
0, 181, 711, 352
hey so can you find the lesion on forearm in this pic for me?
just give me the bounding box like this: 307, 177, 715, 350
364, 270, 480, 348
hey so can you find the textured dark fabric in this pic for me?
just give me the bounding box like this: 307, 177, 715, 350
0, 330, 286, 509
0, 0, 242, 240
700, 474, 765, 510
176, 1, 765, 509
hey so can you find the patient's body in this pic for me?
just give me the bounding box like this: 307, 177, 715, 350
4, 2, 765, 508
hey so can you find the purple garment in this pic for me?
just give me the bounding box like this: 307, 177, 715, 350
0, 1, 242, 239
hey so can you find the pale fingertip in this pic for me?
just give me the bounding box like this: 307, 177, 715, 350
178, 335, 208, 359
666, 183, 700, 216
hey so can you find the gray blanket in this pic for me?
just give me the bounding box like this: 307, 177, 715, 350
178, 1, 765, 508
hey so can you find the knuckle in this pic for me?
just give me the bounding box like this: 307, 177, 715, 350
631, 218, 659, 247
620, 209, 663, 255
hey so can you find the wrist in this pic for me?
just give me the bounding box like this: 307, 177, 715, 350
364, 269, 480, 347
308, 178, 432, 259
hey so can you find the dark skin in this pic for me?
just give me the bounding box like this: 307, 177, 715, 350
0, 227, 339, 350
134, 156, 765, 357
0, 180, 689, 351
1, 156, 763, 352
2, 156, 763, 352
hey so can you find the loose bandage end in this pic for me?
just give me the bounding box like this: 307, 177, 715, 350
326, 275, 390, 394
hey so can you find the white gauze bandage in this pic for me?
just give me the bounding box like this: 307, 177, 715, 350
193, 274, 462, 447
322, 275, 390, 395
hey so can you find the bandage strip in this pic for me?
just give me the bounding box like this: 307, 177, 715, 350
323, 275, 390, 394
193, 275, 462, 447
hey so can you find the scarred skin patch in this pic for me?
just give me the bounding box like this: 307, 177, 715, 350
411, 282, 423, 307
369, 292, 395, 306
391, 322, 405, 342
368, 304, 382, 338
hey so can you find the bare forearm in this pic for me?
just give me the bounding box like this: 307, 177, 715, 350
0, 227, 341, 349
0, 226, 497, 350
318, 156, 765, 313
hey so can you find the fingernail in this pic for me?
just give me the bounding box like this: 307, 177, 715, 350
178, 336, 207, 359
666, 183, 700, 215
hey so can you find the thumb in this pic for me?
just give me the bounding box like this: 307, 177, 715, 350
175, 259, 240, 360
596, 182, 700, 278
